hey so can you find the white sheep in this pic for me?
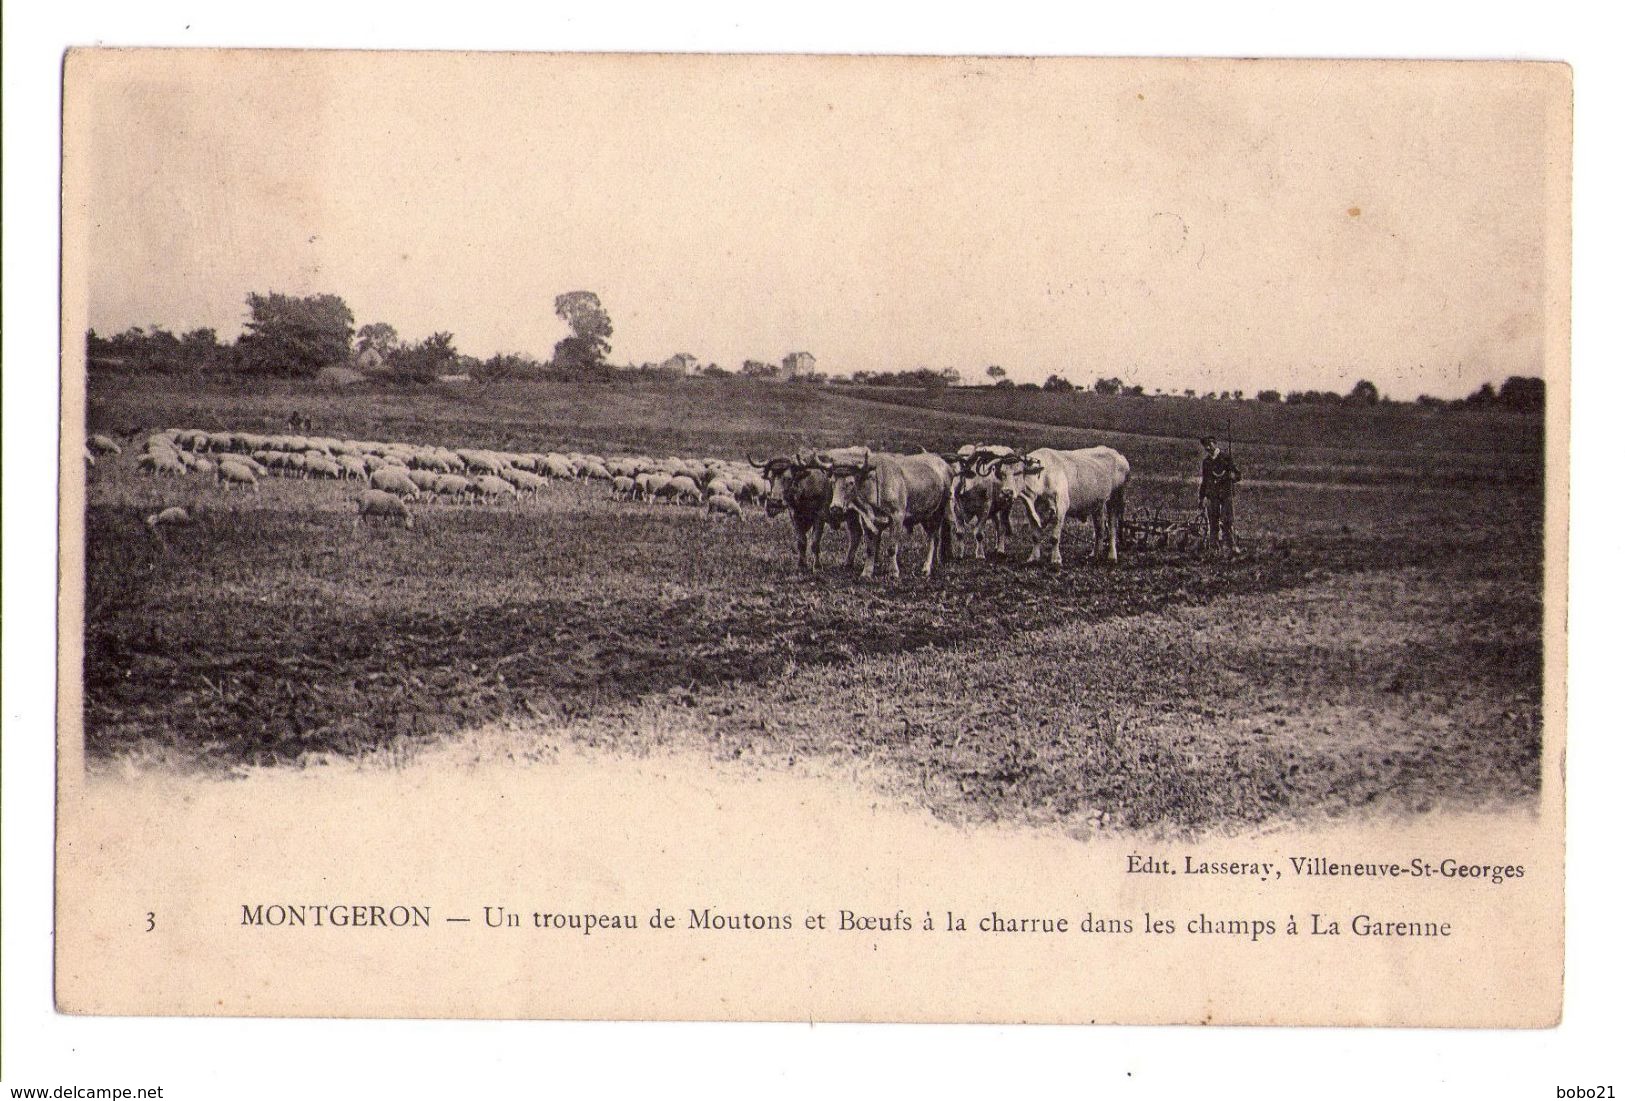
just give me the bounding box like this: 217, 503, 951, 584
145, 506, 193, 529
706, 492, 744, 520
472, 474, 518, 503
138, 452, 186, 477
88, 434, 122, 456
406, 469, 441, 493
500, 468, 549, 499
431, 474, 472, 502
369, 466, 420, 499
355, 489, 415, 529
215, 459, 259, 491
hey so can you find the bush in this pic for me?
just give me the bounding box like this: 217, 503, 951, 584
390, 332, 459, 384
471, 352, 544, 383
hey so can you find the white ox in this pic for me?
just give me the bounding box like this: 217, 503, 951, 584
983, 446, 1130, 565
820, 449, 955, 579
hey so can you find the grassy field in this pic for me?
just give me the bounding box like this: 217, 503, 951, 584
81, 372, 1544, 836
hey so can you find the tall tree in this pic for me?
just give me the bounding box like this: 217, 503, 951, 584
986, 365, 1007, 382
236, 291, 355, 376
1347, 379, 1381, 405
356, 322, 400, 356
552, 291, 613, 373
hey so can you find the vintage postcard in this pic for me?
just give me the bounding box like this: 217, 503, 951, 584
57, 51, 1569, 1025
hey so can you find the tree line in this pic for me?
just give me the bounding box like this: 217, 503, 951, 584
86, 287, 1545, 412
87, 289, 618, 383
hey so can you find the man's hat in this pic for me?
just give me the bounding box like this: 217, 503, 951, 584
1199, 435, 1216, 447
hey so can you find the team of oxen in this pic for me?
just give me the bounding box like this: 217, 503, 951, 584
747, 443, 1132, 579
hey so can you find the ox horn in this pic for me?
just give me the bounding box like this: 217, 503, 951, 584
746, 452, 770, 471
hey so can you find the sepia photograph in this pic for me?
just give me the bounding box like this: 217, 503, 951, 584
53, 49, 1568, 1028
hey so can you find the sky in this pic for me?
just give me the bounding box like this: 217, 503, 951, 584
68, 52, 1566, 399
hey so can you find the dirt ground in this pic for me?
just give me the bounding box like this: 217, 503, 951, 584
79, 377, 1545, 837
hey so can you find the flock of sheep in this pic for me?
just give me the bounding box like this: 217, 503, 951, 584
89, 426, 776, 533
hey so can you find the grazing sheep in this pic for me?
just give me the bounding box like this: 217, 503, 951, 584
88, 434, 122, 456
355, 489, 415, 530
706, 492, 744, 520
369, 466, 420, 499
406, 469, 441, 493
138, 452, 186, 477
541, 455, 575, 479
305, 456, 343, 480
215, 459, 259, 491
431, 474, 472, 503
500, 468, 549, 498
472, 474, 518, 503
337, 455, 369, 481
409, 453, 452, 474
637, 472, 671, 501
610, 475, 637, 500
656, 475, 703, 505
145, 506, 193, 529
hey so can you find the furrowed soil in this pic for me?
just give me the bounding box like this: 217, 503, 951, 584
81, 373, 1545, 835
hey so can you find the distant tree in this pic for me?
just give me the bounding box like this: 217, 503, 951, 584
356, 322, 399, 357
1093, 376, 1123, 396
1124, 383, 1145, 396
391, 331, 460, 384
176, 327, 223, 369
701, 363, 733, 378
1416, 394, 1448, 410
1042, 374, 1074, 392
552, 291, 613, 373
1202, 391, 1217, 400
993, 378, 1015, 389
1256, 389, 1281, 403
986, 365, 1007, 383
1499, 375, 1545, 413
236, 291, 355, 376
181, 327, 218, 351
1017, 382, 1040, 391
1347, 379, 1381, 405
741, 359, 777, 379
1183, 389, 1196, 399
1464, 381, 1498, 407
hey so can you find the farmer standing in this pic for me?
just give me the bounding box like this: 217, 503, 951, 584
1198, 435, 1242, 554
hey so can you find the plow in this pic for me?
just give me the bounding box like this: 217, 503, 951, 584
1119, 506, 1208, 551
